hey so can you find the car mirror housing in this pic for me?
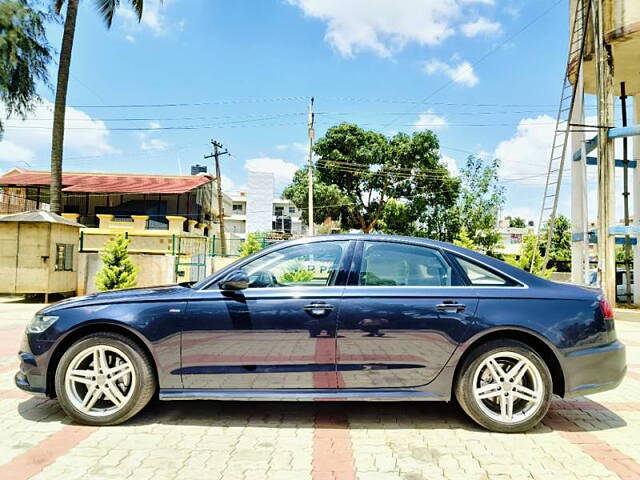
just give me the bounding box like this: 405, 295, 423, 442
220, 270, 250, 291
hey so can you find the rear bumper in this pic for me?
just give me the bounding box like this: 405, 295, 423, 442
562, 340, 627, 398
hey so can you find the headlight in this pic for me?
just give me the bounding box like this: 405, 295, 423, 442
27, 315, 59, 334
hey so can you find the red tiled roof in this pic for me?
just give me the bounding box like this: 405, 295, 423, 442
0, 169, 213, 194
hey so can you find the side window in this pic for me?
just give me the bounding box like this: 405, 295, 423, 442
359, 242, 452, 287
455, 257, 512, 286
239, 241, 348, 288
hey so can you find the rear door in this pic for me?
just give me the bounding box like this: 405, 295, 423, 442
336, 240, 478, 389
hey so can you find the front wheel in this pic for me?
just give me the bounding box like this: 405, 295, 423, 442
455, 339, 552, 433
54, 332, 156, 426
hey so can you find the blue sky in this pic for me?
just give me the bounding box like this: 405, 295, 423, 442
0, 0, 592, 224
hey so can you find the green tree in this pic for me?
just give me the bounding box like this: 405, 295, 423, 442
457, 155, 505, 253
96, 234, 138, 291
311, 123, 459, 234
505, 216, 527, 228
507, 232, 554, 279
282, 167, 346, 227
50, 0, 147, 214
379, 199, 415, 235
453, 228, 478, 251
542, 214, 571, 262
238, 233, 264, 257
0, 0, 50, 137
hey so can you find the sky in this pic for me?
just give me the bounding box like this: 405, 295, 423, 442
0, 0, 628, 225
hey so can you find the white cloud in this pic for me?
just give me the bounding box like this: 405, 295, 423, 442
441, 155, 459, 176
461, 17, 501, 37
0, 100, 117, 167
140, 138, 170, 151
288, 0, 481, 57
413, 110, 448, 131
118, 0, 184, 37
494, 115, 557, 184
275, 142, 308, 153
424, 59, 479, 87
221, 174, 235, 191
245, 157, 299, 189
149, 121, 161, 130
125, 34, 136, 43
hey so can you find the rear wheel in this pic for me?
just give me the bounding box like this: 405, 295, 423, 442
455, 339, 552, 433
55, 333, 156, 426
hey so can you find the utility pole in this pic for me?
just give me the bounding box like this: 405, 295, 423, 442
621, 82, 632, 302
592, 0, 616, 303
307, 97, 315, 236
205, 140, 229, 256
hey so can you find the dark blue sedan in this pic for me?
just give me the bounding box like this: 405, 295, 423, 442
15, 234, 626, 432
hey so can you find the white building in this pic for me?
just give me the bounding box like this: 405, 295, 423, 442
223, 171, 306, 240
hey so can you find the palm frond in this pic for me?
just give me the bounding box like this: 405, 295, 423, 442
54, 0, 66, 14
129, 0, 144, 22
93, 0, 119, 28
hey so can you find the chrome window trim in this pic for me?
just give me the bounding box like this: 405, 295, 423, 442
440, 247, 528, 289
194, 237, 529, 291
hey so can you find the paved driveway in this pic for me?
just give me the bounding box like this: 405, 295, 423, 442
1, 300, 640, 480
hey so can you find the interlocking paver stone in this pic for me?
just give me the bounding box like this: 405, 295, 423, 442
1, 300, 640, 479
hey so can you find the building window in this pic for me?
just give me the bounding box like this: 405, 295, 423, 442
289, 206, 296, 214
55, 244, 74, 271
274, 206, 284, 216
232, 203, 243, 213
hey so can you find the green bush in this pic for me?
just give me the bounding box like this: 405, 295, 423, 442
96, 234, 138, 291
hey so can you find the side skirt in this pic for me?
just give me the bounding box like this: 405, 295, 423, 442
159, 388, 447, 402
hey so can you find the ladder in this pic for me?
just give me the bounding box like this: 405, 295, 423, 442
534, 0, 591, 272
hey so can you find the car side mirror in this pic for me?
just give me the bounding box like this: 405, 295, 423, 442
220, 270, 250, 291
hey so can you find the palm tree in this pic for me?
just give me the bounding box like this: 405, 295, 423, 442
50, 0, 145, 214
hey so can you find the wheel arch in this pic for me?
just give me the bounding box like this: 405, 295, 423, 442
46, 321, 158, 398
452, 327, 565, 397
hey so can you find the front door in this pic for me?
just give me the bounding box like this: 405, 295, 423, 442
336, 240, 478, 389
181, 240, 352, 389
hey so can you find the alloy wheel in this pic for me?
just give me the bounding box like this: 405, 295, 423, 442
471, 351, 544, 424
64, 345, 136, 417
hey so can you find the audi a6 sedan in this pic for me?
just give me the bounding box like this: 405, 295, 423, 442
15, 234, 626, 432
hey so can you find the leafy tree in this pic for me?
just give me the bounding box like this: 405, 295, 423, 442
457, 155, 505, 253
0, 0, 50, 137
379, 199, 415, 235
239, 233, 264, 257
280, 268, 314, 283
96, 234, 138, 291
507, 232, 554, 279
505, 216, 526, 228
50, 0, 148, 214
312, 123, 459, 234
282, 167, 346, 227
453, 228, 478, 251
542, 214, 571, 262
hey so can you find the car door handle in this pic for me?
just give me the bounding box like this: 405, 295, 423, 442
436, 303, 466, 312
304, 303, 334, 315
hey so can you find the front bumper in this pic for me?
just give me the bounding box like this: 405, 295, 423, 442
15, 350, 47, 396
562, 340, 627, 398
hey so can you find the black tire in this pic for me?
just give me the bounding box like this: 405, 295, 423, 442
455, 339, 552, 433
54, 332, 156, 426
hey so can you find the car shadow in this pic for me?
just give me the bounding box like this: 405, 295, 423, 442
17, 395, 627, 433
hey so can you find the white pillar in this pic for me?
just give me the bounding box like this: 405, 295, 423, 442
633, 96, 640, 303
571, 69, 589, 284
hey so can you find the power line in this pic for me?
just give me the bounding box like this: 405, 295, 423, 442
383, 0, 566, 129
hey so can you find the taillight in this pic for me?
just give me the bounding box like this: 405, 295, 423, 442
600, 299, 614, 319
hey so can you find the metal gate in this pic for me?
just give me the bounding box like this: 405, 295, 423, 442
173, 236, 209, 283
